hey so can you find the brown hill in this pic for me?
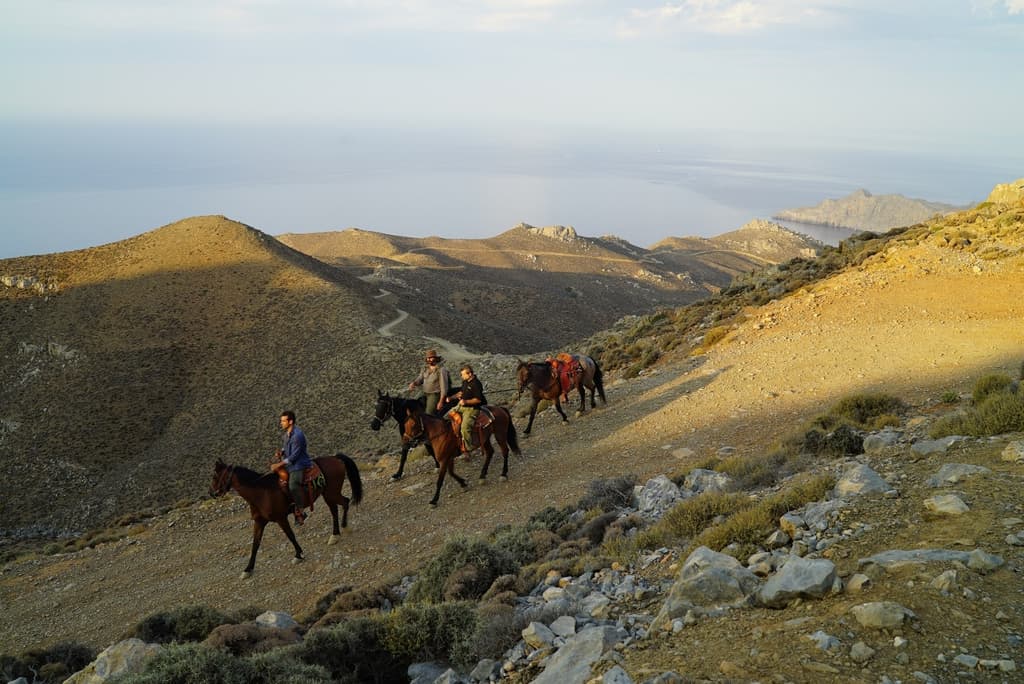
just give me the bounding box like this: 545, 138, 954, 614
774, 188, 962, 232
0, 216, 417, 538
2, 186, 1022, 675
279, 222, 821, 352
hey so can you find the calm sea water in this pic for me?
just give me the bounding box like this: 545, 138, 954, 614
0, 120, 1017, 258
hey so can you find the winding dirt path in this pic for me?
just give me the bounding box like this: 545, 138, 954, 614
2, 243, 1022, 653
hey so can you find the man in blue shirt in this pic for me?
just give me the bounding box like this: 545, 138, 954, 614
279, 410, 314, 525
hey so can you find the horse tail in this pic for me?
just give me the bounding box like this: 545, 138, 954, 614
504, 409, 521, 455
593, 357, 607, 403
335, 452, 364, 505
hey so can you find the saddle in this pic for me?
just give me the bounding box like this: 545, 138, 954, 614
449, 407, 494, 453
270, 458, 325, 511
549, 354, 582, 400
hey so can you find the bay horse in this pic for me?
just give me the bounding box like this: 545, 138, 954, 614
370, 390, 439, 480
402, 406, 521, 506
210, 453, 363, 578
515, 354, 606, 435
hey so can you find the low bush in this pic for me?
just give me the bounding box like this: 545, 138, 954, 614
383, 601, 478, 666
108, 643, 267, 684
1, 642, 95, 684
629, 491, 751, 553
689, 473, 834, 557
972, 372, 1014, 404
132, 605, 232, 644
405, 536, 518, 604
930, 390, 1024, 438
578, 475, 637, 512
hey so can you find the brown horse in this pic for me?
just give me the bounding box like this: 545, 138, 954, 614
515, 354, 606, 435
210, 453, 363, 577
402, 406, 520, 506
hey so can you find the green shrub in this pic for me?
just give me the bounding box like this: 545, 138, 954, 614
689, 473, 834, 556
818, 393, 905, 429
108, 643, 259, 684
527, 506, 573, 534
932, 390, 1024, 438
406, 536, 518, 604
132, 605, 232, 644
298, 617, 401, 683
940, 390, 960, 404
972, 373, 1014, 404
1, 642, 95, 684
383, 602, 477, 666
632, 491, 751, 551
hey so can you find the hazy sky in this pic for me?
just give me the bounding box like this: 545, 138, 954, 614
1, 1, 1022, 257
3, 0, 1021, 144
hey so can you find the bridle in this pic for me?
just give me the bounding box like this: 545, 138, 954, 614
211, 464, 235, 496
370, 395, 395, 431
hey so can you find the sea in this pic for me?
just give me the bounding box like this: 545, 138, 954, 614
1, 120, 1018, 258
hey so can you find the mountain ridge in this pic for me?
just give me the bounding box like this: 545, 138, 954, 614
774, 188, 963, 232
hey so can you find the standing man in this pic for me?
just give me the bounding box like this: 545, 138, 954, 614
279, 410, 314, 525
451, 364, 487, 452
408, 349, 450, 415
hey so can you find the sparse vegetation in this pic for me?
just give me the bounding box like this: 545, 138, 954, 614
1, 642, 96, 684
405, 536, 518, 605
132, 605, 234, 645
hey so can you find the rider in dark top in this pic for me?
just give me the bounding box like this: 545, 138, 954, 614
451, 364, 486, 451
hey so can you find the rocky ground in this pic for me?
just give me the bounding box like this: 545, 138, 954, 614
2, 221, 1024, 682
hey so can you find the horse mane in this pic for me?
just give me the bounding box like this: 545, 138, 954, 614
231, 464, 278, 488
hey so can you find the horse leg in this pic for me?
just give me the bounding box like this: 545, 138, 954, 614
497, 436, 510, 481
391, 442, 411, 480
478, 440, 493, 483
576, 384, 586, 415
553, 397, 569, 423
243, 518, 267, 578
279, 518, 304, 564
426, 440, 440, 469
524, 400, 539, 435
429, 455, 448, 506
339, 494, 351, 529
326, 501, 342, 544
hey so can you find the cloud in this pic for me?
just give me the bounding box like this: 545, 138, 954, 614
617, 0, 838, 36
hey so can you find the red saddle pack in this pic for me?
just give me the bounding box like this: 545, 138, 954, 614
449, 408, 493, 452
550, 353, 582, 400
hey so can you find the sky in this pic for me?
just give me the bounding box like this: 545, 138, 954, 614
1, 1, 1022, 257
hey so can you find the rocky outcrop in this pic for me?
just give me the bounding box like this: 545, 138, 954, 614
986, 178, 1024, 204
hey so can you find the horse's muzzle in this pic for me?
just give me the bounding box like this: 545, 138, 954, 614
369, 418, 381, 431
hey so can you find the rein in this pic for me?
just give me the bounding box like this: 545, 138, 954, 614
213, 464, 235, 496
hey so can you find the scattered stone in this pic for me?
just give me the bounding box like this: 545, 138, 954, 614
1002, 441, 1024, 463
806, 630, 842, 652
846, 573, 872, 592
758, 557, 837, 608
834, 464, 889, 497
850, 641, 876, 663
967, 548, 1004, 573
930, 569, 958, 593
858, 548, 971, 570
522, 621, 556, 649
911, 436, 965, 456
531, 625, 626, 684
602, 665, 635, 684
863, 429, 900, 453
953, 653, 979, 668
850, 601, 914, 629
255, 611, 298, 629
924, 494, 970, 515
927, 463, 992, 486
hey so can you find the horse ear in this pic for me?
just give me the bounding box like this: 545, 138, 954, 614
377, 389, 383, 398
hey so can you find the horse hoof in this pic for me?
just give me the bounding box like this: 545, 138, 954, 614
477, 478, 486, 485
429, 501, 438, 507
574, 411, 583, 418
328, 535, 340, 546
500, 475, 508, 482
240, 570, 252, 580
390, 473, 403, 481
292, 556, 304, 565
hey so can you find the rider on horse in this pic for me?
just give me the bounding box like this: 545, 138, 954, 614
450, 364, 487, 453
276, 410, 314, 525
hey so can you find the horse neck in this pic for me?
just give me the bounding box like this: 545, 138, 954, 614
229, 467, 272, 502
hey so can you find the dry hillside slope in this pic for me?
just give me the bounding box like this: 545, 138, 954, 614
2, 188, 1023, 670
0, 216, 416, 537
279, 222, 820, 352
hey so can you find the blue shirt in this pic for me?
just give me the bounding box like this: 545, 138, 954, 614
282, 426, 314, 472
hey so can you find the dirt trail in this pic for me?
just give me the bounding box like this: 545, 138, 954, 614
2, 246, 1023, 653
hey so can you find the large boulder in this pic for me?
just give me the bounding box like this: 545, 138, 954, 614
531, 625, 627, 684
65, 639, 162, 684
758, 557, 838, 608
652, 547, 760, 629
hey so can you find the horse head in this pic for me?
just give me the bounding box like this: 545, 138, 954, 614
514, 361, 530, 400
370, 390, 393, 431
210, 459, 234, 497
402, 413, 424, 443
